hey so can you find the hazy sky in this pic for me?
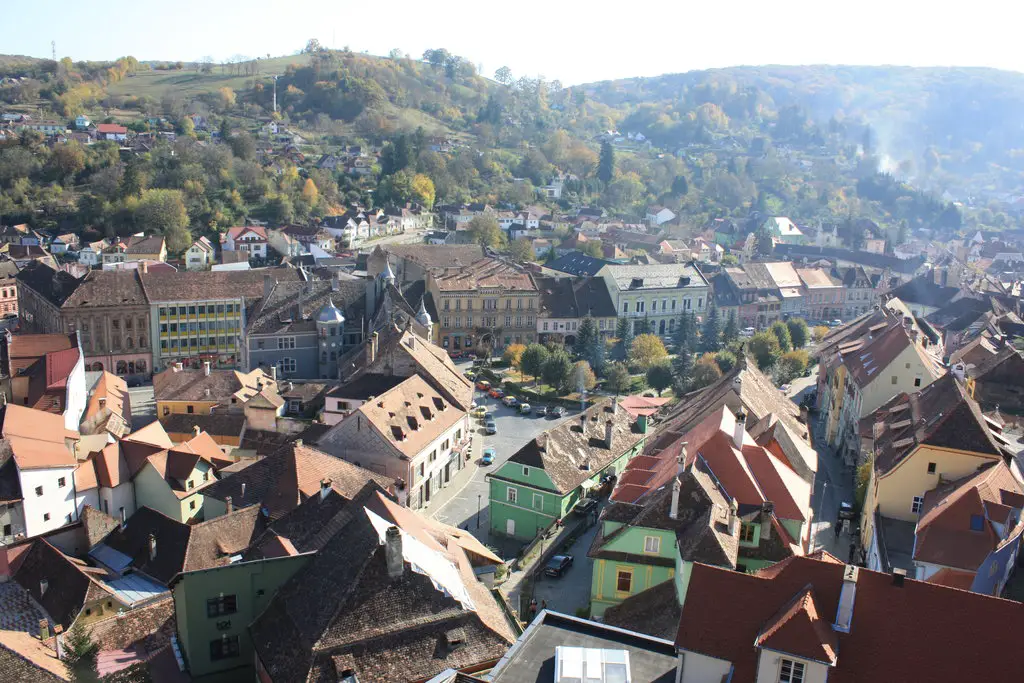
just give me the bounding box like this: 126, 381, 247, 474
4, 0, 1022, 84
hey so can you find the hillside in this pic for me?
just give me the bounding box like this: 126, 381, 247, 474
580, 65, 1024, 198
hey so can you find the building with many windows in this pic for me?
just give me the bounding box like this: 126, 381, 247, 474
427, 257, 540, 354
535, 276, 618, 345
140, 269, 301, 371
598, 263, 710, 338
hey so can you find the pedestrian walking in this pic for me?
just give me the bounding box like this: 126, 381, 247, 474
528, 598, 538, 620
833, 522, 841, 541
541, 599, 548, 611
848, 541, 857, 564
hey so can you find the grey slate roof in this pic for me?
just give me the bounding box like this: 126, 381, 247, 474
546, 252, 612, 277
603, 263, 708, 291
248, 279, 367, 335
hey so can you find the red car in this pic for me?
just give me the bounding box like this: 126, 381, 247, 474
488, 388, 505, 399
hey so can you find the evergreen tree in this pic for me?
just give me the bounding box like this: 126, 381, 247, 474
573, 316, 605, 374
675, 310, 696, 351
700, 306, 721, 352
672, 346, 693, 394
671, 174, 689, 196
63, 621, 99, 682
614, 316, 634, 360
597, 141, 615, 185
723, 311, 739, 344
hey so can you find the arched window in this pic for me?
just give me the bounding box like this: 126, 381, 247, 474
139, 335, 147, 348
126, 337, 134, 349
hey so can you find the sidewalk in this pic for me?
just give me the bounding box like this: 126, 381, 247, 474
422, 434, 478, 520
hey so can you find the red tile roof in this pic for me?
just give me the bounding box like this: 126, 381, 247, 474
754, 586, 838, 665
676, 556, 1024, 683
96, 123, 128, 134
44, 347, 79, 389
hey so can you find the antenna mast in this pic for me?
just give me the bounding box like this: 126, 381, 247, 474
51, 41, 56, 62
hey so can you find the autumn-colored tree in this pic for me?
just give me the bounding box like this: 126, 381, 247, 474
503, 343, 526, 379
410, 173, 435, 209
629, 334, 668, 370
691, 354, 724, 390
301, 178, 319, 204
217, 87, 236, 111
748, 332, 783, 371
573, 360, 598, 392
812, 325, 830, 343
508, 238, 535, 262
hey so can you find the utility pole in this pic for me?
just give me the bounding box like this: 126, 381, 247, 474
272, 75, 279, 113
51, 40, 56, 62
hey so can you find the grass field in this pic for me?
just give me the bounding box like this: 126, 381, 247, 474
106, 54, 311, 101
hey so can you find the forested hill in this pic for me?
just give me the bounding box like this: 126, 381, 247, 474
580, 65, 1024, 195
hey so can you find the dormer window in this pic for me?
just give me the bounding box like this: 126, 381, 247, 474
778, 659, 805, 683
391, 426, 405, 441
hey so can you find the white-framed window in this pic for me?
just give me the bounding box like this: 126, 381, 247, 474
778, 659, 805, 683
278, 336, 295, 350
643, 536, 660, 553
507, 487, 518, 504
911, 496, 924, 515
277, 357, 297, 374
532, 494, 543, 510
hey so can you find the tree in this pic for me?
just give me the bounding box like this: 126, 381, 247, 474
748, 332, 782, 370
646, 360, 674, 396
777, 350, 809, 384
671, 174, 689, 196
573, 360, 598, 392
597, 141, 615, 185
770, 321, 792, 353
217, 87, 236, 112
503, 342, 526, 368
812, 325, 830, 343
229, 132, 256, 160
721, 253, 738, 266
700, 306, 721, 352
786, 318, 809, 349
722, 311, 739, 345
508, 237, 537, 262
468, 214, 505, 248
410, 173, 435, 209
50, 141, 86, 182
303, 38, 324, 53
520, 343, 549, 385
301, 178, 319, 204
714, 349, 737, 373
573, 316, 603, 371
672, 346, 693, 393
614, 317, 634, 361
580, 240, 604, 259
604, 362, 632, 395
135, 187, 187, 235
63, 621, 99, 682
542, 350, 573, 393
494, 66, 513, 85
629, 334, 668, 370
691, 354, 724, 390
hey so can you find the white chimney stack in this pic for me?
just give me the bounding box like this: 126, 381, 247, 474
733, 411, 747, 449
203, 361, 211, 376
669, 477, 681, 520
269, 365, 278, 381
385, 525, 404, 580
320, 478, 332, 502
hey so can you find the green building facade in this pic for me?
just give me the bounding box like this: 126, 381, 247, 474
590, 522, 677, 617
170, 554, 311, 681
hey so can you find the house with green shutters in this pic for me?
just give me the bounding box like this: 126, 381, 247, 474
487, 399, 649, 541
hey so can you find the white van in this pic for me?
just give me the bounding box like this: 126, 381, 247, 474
741, 327, 756, 337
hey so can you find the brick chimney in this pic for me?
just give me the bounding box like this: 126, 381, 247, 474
385, 526, 404, 580
225, 496, 233, 514
604, 419, 614, 450
148, 534, 157, 561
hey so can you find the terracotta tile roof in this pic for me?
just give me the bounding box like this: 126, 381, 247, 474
96, 124, 127, 134
125, 235, 165, 255
754, 585, 838, 665
14, 539, 115, 630
159, 412, 245, 439
249, 487, 514, 683
83, 372, 131, 427
138, 266, 299, 302
926, 567, 976, 591
74, 456, 99, 491
350, 375, 465, 460
63, 270, 147, 308
6, 333, 75, 376
618, 395, 670, 418
0, 640, 65, 682
601, 579, 681, 639
913, 461, 1023, 572
202, 441, 394, 520
507, 399, 648, 494
225, 225, 267, 241
81, 505, 121, 549
152, 366, 275, 404
676, 555, 1024, 683
374, 244, 484, 270
432, 257, 538, 293
87, 597, 174, 655
0, 405, 78, 470
869, 375, 1004, 476
123, 421, 174, 449
96, 505, 264, 586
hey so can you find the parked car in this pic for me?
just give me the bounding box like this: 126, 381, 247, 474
472, 406, 489, 419
779, 384, 791, 394
838, 501, 858, 522
485, 418, 497, 434
548, 405, 565, 418
465, 369, 477, 380
829, 319, 843, 327
518, 403, 531, 414
544, 554, 574, 578
489, 388, 505, 399
481, 448, 496, 466
502, 395, 519, 407
741, 326, 756, 337
535, 405, 548, 417
476, 380, 491, 391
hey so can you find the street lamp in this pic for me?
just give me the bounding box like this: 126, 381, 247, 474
476, 494, 482, 529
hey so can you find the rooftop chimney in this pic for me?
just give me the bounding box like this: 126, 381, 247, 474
40, 579, 49, 596
612, 398, 619, 415
148, 534, 157, 561
193, 425, 201, 436
98, 397, 106, 409
174, 362, 183, 372
892, 568, 907, 587
951, 362, 966, 382
733, 411, 747, 449
604, 419, 614, 449
579, 414, 587, 434
834, 564, 860, 632
241, 482, 247, 499
203, 361, 211, 376
366, 338, 375, 364
385, 525, 404, 580
225, 496, 233, 514
372, 331, 379, 360
120, 507, 127, 531
263, 273, 275, 301
140, 261, 148, 274
320, 478, 332, 502
669, 476, 681, 520
269, 365, 278, 381
728, 499, 738, 532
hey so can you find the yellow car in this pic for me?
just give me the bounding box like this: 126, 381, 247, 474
472, 406, 489, 419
